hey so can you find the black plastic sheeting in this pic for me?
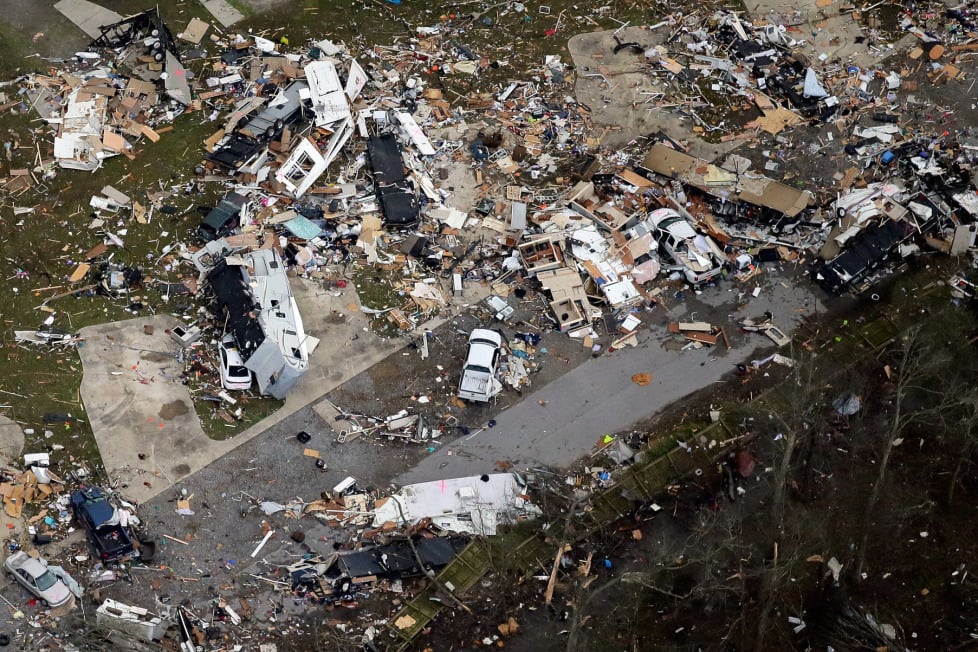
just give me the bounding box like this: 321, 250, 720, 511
290, 536, 469, 600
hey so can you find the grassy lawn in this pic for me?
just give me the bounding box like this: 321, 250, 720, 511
0, 0, 719, 469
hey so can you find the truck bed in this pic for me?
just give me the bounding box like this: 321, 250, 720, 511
459, 371, 491, 395
94, 525, 132, 558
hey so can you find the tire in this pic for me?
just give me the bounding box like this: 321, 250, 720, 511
0, 633, 11, 646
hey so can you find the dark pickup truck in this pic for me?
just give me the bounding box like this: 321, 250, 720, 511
70, 486, 134, 562
197, 192, 249, 243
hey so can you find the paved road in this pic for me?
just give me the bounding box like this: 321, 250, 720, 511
396, 273, 823, 484
25, 268, 822, 650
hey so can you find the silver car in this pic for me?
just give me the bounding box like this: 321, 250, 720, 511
4, 551, 73, 607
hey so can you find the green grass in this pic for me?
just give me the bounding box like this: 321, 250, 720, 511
0, 3, 251, 467
193, 391, 284, 439
0, 23, 28, 79
0, 0, 949, 472
350, 264, 414, 338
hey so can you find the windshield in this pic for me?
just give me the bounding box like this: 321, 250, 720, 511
35, 571, 58, 591
466, 365, 491, 374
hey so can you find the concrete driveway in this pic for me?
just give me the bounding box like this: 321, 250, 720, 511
77, 278, 406, 504
78, 314, 221, 503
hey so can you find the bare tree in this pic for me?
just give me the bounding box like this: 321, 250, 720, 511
564, 571, 691, 652
855, 328, 951, 579
825, 605, 909, 652
764, 347, 829, 531
563, 506, 756, 651
947, 392, 978, 505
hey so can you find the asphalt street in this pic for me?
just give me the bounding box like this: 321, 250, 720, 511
0, 262, 825, 645
395, 271, 823, 484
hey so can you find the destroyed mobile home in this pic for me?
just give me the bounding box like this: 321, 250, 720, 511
26, 9, 190, 172
5, 0, 978, 650
194, 240, 310, 400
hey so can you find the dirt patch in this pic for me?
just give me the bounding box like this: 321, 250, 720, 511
159, 399, 190, 420
141, 351, 171, 363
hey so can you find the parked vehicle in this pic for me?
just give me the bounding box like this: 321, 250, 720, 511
647, 208, 725, 285
219, 334, 252, 391
197, 192, 249, 242
457, 329, 503, 402
70, 486, 134, 562
4, 551, 73, 607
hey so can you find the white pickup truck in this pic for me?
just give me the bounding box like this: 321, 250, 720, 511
457, 329, 504, 402
646, 208, 725, 285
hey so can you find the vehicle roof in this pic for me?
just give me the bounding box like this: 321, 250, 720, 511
73, 487, 114, 525
221, 341, 246, 367
466, 331, 501, 369
466, 341, 497, 368
468, 329, 502, 345
9, 552, 47, 578
648, 208, 697, 240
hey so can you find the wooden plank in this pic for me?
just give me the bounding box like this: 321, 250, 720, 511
720, 327, 731, 350
84, 242, 108, 259
685, 331, 718, 345
204, 128, 225, 152
139, 123, 160, 142
68, 263, 90, 283
677, 321, 713, 332
387, 309, 412, 330
102, 130, 127, 152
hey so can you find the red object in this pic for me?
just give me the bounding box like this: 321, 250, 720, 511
735, 450, 756, 477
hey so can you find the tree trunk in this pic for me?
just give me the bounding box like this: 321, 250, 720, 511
771, 432, 797, 531
855, 430, 897, 578
948, 436, 975, 505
